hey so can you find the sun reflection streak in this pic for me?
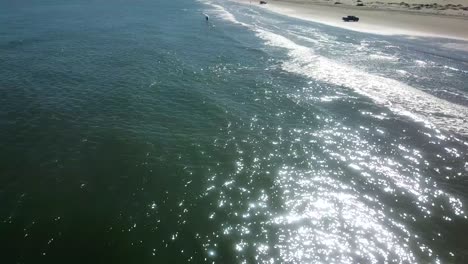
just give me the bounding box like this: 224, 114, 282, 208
273, 170, 417, 263
196, 111, 468, 263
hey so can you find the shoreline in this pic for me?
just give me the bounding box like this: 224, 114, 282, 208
234, 0, 468, 41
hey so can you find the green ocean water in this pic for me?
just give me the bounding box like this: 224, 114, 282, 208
1, 0, 468, 263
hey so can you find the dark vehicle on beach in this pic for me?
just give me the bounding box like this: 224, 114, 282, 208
260, 1, 267, 4
342, 15, 359, 22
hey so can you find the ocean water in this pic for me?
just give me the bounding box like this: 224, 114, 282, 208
1, 0, 468, 263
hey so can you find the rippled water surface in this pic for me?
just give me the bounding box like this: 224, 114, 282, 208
1, 0, 468, 263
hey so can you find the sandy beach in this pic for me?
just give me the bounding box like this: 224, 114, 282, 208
235, 0, 468, 40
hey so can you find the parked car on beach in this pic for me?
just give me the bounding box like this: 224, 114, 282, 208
342, 15, 359, 22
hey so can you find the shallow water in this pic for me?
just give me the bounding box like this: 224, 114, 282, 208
1, 0, 468, 263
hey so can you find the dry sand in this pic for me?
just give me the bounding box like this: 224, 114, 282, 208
235, 0, 468, 40
285, 0, 468, 16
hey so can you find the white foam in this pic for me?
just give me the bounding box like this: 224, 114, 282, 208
443, 65, 468, 74
414, 60, 427, 66
369, 53, 399, 61
254, 29, 468, 136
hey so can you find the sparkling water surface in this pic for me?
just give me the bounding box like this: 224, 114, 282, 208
1, 0, 468, 263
